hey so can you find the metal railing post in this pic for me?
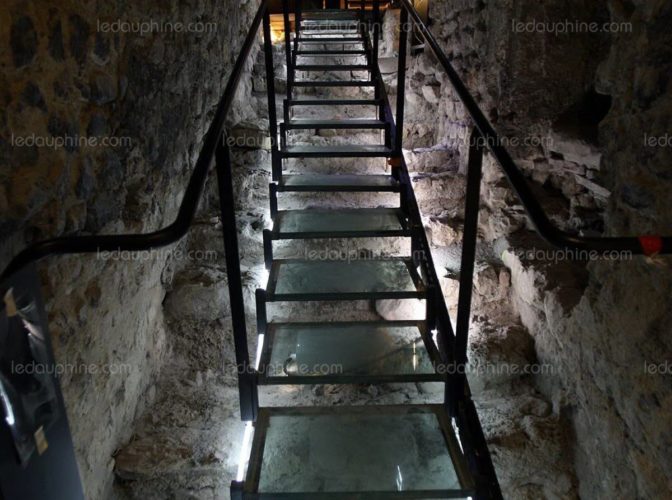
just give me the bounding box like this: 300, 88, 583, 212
263, 10, 281, 181
395, 7, 408, 155
451, 127, 484, 404
293, 0, 303, 86
282, 0, 293, 100
215, 137, 259, 422
372, 0, 380, 67
295, 0, 303, 38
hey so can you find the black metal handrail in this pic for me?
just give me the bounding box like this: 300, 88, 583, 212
398, 0, 672, 256
0, 1, 269, 282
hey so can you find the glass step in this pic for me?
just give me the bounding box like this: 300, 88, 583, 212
281, 145, 393, 157
299, 31, 361, 37
285, 119, 387, 130
300, 19, 359, 25
297, 37, 364, 43
291, 81, 376, 88
300, 27, 359, 33
273, 208, 410, 239
237, 405, 475, 498
301, 10, 359, 20
295, 65, 370, 72
267, 259, 425, 301
279, 174, 400, 192
299, 26, 359, 31
301, 17, 359, 22
258, 321, 442, 384
286, 98, 382, 107
295, 49, 368, 55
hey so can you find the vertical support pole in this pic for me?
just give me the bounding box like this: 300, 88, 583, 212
215, 137, 258, 422
395, 6, 409, 155
400, 179, 409, 213
263, 229, 273, 270
267, 182, 278, 271
284, 98, 290, 124
411, 232, 421, 267
372, 0, 380, 67
263, 10, 281, 182
280, 123, 287, 151
372, 0, 381, 103
282, 0, 293, 100
450, 127, 484, 406
391, 162, 401, 181
269, 183, 279, 218
295, 0, 303, 38
293, 0, 302, 74
425, 284, 437, 333
256, 288, 268, 335
230, 481, 244, 500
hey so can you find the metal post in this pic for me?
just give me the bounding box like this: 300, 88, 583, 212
280, 123, 287, 151
395, 6, 408, 155
215, 137, 258, 422
295, 0, 303, 39
411, 229, 421, 267
372, 0, 380, 67
400, 179, 409, 213
292, 0, 302, 76
263, 10, 281, 181
451, 127, 484, 404
425, 284, 437, 333
371, 0, 381, 103
256, 288, 268, 335
282, 0, 293, 100
263, 229, 273, 270
230, 481, 244, 500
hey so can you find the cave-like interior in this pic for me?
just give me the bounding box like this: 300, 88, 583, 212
1, 1, 672, 499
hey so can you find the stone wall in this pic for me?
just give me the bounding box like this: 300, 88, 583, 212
394, 0, 672, 497
505, 1, 672, 497
0, 0, 257, 497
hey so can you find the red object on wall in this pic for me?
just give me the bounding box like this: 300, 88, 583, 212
639, 236, 663, 256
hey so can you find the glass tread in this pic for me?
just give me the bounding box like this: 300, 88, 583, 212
281, 145, 393, 157
285, 118, 387, 129
267, 259, 424, 301
286, 99, 382, 106
273, 208, 409, 239
279, 174, 399, 192
258, 321, 441, 384
241, 405, 475, 497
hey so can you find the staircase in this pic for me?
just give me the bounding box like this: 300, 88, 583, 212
5, 1, 668, 499
232, 5, 500, 499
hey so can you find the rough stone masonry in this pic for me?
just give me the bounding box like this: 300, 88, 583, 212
1, 0, 258, 497
394, 0, 672, 497
2, 0, 672, 499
